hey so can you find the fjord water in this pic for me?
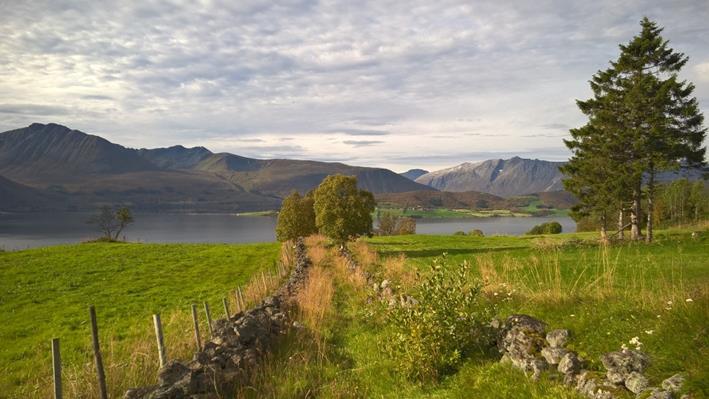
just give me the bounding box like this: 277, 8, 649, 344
0, 212, 576, 250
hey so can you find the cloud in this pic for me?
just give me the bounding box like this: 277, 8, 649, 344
0, 0, 706, 170
328, 128, 390, 136
0, 104, 71, 115
342, 140, 384, 147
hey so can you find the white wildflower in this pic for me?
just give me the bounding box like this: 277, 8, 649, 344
685, 298, 693, 303
644, 330, 653, 335
667, 300, 673, 305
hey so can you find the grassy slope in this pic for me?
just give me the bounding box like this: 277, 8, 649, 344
243, 228, 707, 398
0, 242, 280, 396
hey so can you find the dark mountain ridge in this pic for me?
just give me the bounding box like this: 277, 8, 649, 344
0, 123, 431, 212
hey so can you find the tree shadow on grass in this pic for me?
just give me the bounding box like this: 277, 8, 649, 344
377, 246, 529, 260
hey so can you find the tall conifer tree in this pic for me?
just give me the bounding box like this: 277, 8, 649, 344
564, 17, 706, 241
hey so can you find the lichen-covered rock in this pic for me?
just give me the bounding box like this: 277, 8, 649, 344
646, 388, 673, 399
542, 346, 568, 365
624, 371, 649, 394
662, 373, 686, 393
575, 371, 615, 399
600, 350, 649, 385
546, 329, 570, 348
497, 314, 547, 374
557, 352, 581, 375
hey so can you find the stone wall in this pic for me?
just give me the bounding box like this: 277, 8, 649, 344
124, 238, 311, 399
495, 314, 690, 399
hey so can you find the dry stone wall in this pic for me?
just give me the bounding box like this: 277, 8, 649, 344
124, 238, 311, 399
494, 314, 690, 399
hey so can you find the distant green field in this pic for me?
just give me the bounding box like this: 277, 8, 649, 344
0, 242, 280, 397
375, 207, 530, 219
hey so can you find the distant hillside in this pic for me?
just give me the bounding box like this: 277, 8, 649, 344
416, 157, 565, 197
376, 190, 510, 210
138, 145, 212, 169
0, 123, 156, 185
0, 123, 432, 212
0, 175, 71, 211
400, 169, 429, 181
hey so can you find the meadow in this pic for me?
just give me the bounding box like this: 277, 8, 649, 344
1, 227, 707, 398
238, 227, 708, 398
0, 242, 281, 398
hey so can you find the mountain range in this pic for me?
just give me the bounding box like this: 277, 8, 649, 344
0, 123, 430, 212
415, 157, 566, 197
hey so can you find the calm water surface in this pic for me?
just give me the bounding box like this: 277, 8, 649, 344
0, 212, 576, 251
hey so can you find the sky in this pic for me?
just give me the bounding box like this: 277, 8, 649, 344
1, 0, 708, 172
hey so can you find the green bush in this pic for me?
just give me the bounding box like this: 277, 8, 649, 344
526, 221, 562, 235
468, 229, 484, 237
453, 231, 467, 236
384, 256, 495, 382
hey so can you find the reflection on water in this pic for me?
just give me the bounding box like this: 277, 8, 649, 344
0, 212, 576, 251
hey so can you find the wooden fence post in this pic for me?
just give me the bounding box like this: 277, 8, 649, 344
89, 306, 108, 399
233, 290, 242, 313
191, 304, 202, 351
153, 314, 167, 368
222, 297, 230, 319
204, 302, 213, 338
51, 338, 62, 399
238, 287, 246, 312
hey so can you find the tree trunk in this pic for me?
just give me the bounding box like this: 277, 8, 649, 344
617, 208, 624, 240
646, 169, 655, 243
630, 186, 642, 241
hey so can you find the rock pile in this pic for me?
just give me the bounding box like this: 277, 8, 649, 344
124, 238, 311, 399
495, 314, 689, 399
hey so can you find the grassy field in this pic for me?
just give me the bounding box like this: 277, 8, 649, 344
2, 228, 706, 398
239, 227, 708, 398
376, 207, 530, 219
0, 242, 281, 398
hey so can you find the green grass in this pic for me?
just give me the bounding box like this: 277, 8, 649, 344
0, 241, 280, 397
376, 207, 530, 219
241, 227, 708, 398
518, 198, 570, 216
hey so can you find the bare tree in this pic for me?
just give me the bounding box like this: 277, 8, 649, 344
88, 205, 134, 241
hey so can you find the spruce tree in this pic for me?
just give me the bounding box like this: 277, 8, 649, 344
564, 17, 706, 241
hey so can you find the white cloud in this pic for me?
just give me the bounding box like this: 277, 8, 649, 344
0, 0, 707, 170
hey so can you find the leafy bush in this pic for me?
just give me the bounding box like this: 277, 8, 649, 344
526, 221, 562, 235
453, 231, 467, 236
385, 256, 495, 382
377, 212, 416, 235
468, 229, 484, 237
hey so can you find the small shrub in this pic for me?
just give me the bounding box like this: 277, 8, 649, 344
453, 231, 467, 236
526, 221, 563, 235
468, 229, 484, 237
377, 212, 416, 235
385, 255, 495, 382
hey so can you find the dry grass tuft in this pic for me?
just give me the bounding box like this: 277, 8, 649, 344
304, 234, 328, 248
382, 253, 417, 289
350, 239, 378, 267
296, 266, 335, 338
307, 244, 329, 267
333, 252, 368, 289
